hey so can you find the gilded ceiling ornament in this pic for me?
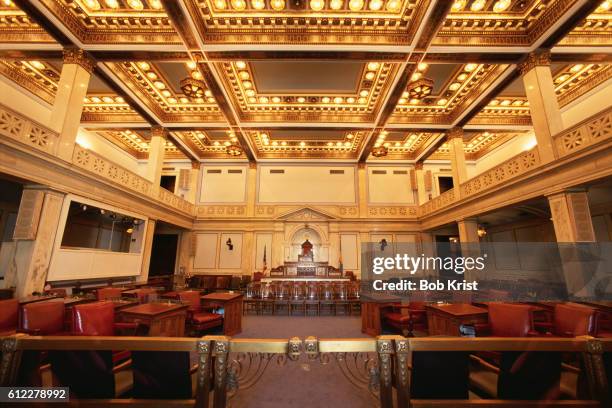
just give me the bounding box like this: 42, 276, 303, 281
150, 125, 168, 139
62, 48, 96, 74
447, 127, 464, 140
518, 50, 552, 76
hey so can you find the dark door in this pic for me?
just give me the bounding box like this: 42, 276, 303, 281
435, 235, 461, 279
149, 234, 178, 276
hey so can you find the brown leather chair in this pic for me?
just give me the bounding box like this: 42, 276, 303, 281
178, 290, 223, 335
97, 287, 124, 301
21, 301, 67, 335
536, 303, 598, 337
469, 303, 561, 400
0, 298, 18, 336
383, 302, 427, 337
72, 301, 140, 336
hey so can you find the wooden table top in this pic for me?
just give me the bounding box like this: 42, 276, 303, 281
426, 303, 488, 317
201, 292, 243, 302
19, 295, 60, 304
119, 302, 188, 316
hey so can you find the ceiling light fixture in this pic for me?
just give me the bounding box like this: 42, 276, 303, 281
349, 0, 364, 11
214, 0, 228, 9
407, 77, 434, 100
372, 145, 388, 157
127, 0, 144, 10
104, 0, 119, 9
84, 0, 101, 10
369, 0, 383, 10
451, 0, 466, 12
252, 0, 266, 9
180, 77, 208, 98
310, 0, 324, 11
386, 0, 401, 11
470, 0, 485, 11
493, 0, 511, 12
231, 0, 247, 10
226, 144, 242, 156
330, 0, 343, 9
271, 0, 286, 9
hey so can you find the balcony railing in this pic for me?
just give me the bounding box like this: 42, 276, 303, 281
1, 334, 610, 408
419, 188, 456, 217
0, 103, 194, 216
553, 106, 612, 158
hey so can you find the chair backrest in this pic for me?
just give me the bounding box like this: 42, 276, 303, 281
73, 301, 115, 336
253, 272, 263, 282
178, 290, 202, 313
306, 284, 319, 300
321, 284, 334, 300
488, 303, 535, 337
348, 282, 360, 299
246, 282, 260, 299
97, 287, 123, 300
335, 283, 348, 300
0, 298, 19, 332
554, 303, 597, 336
291, 283, 305, 299
215, 276, 231, 290
275, 283, 289, 299
22, 301, 65, 335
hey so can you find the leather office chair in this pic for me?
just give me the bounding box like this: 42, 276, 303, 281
21, 301, 66, 335
468, 303, 561, 400
0, 298, 18, 336
383, 301, 428, 337
178, 290, 223, 335
536, 303, 598, 337
96, 287, 124, 301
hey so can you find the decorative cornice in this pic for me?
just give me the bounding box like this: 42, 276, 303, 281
63, 47, 96, 74
518, 50, 552, 76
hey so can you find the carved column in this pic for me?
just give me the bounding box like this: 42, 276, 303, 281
185, 161, 200, 204
245, 162, 257, 217
547, 189, 597, 297
51, 48, 95, 162
139, 219, 156, 283
9, 186, 66, 297
519, 50, 563, 163
415, 162, 428, 205
457, 219, 479, 243
357, 162, 368, 218
145, 126, 167, 186
448, 127, 468, 197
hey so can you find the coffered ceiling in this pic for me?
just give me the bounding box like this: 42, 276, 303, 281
0, 0, 610, 162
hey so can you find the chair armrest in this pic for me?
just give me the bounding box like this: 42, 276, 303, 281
112, 359, 132, 374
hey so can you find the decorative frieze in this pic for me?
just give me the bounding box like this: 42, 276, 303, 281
197, 205, 247, 218
367, 206, 418, 218
0, 104, 59, 155
63, 47, 96, 74
553, 107, 612, 158
518, 50, 551, 76
419, 189, 456, 216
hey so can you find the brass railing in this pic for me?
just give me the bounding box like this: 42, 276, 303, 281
1, 335, 610, 408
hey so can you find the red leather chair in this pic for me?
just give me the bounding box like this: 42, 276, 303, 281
536, 303, 598, 337
383, 302, 428, 337
0, 298, 18, 335
478, 303, 539, 337
21, 301, 67, 335
97, 287, 124, 301
72, 301, 140, 336
178, 290, 223, 335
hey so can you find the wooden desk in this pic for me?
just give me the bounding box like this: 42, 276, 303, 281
19, 295, 60, 305
109, 299, 139, 311
118, 303, 188, 337
426, 304, 488, 336
201, 293, 243, 336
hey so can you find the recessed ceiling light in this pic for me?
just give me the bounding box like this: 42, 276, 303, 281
239, 71, 250, 80
154, 81, 165, 89
84, 0, 101, 10
231, 0, 247, 10
242, 81, 253, 89
236, 61, 247, 69
271, 0, 285, 10
322, 97, 331, 103
259, 96, 269, 103
437, 99, 447, 105
330, 0, 343, 9
252, 0, 265, 9
464, 63, 478, 72
493, 0, 511, 13
127, 0, 144, 10
149, 0, 163, 9
214, 0, 228, 9
369, 0, 383, 10
334, 97, 343, 104
137, 61, 150, 71
449, 82, 461, 91
367, 62, 380, 71
470, 0, 485, 11
310, 0, 324, 11
365, 72, 376, 80
272, 96, 281, 103
347, 97, 355, 103
246, 89, 256, 97
104, 0, 119, 9
349, 0, 364, 10
451, 0, 466, 12
360, 90, 369, 97
386, 0, 401, 11
297, 97, 306, 103
29, 61, 46, 70
570, 64, 584, 73
457, 73, 468, 81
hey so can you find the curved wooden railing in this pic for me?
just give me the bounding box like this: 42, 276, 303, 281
2, 335, 610, 408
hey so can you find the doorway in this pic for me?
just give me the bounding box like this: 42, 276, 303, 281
149, 234, 179, 276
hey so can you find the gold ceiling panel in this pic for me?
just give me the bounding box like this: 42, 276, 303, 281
433, 0, 578, 47
216, 60, 399, 123
37, 0, 181, 44
561, 2, 612, 46
105, 61, 226, 123
390, 62, 510, 124
88, 128, 187, 160
429, 131, 522, 160
183, 0, 431, 45
470, 63, 612, 125
369, 131, 443, 160
172, 130, 247, 159
245, 129, 367, 159
0, 1, 55, 43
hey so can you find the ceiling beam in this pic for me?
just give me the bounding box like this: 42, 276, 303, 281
358, 0, 454, 163
540, 0, 602, 49
88, 51, 191, 62
12, 0, 72, 46
0, 49, 63, 60
167, 133, 200, 162
424, 53, 524, 64
551, 53, 612, 63
205, 51, 409, 62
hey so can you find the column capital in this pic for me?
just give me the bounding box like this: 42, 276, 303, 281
191, 160, 201, 170
447, 126, 464, 140
150, 125, 168, 139
414, 162, 424, 170
62, 47, 96, 74
248, 161, 257, 170
357, 162, 366, 170
518, 49, 551, 76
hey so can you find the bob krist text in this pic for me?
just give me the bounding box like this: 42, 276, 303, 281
369, 253, 485, 292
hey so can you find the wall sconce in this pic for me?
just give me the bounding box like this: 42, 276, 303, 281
226, 238, 233, 250
379, 238, 388, 251
477, 225, 487, 238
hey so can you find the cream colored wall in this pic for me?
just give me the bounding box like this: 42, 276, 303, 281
474, 132, 536, 175
561, 79, 612, 128
193, 231, 245, 273
367, 165, 416, 204
199, 164, 248, 203
423, 162, 453, 198
0, 77, 52, 127
258, 165, 356, 203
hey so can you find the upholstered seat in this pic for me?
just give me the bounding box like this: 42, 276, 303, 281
21, 300, 66, 335
550, 303, 597, 337
383, 302, 427, 337
0, 298, 18, 336
178, 290, 223, 335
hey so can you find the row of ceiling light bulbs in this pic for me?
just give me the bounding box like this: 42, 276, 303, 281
214, 0, 402, 12
83, 0, 163, 11
451, 0, 512, 13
